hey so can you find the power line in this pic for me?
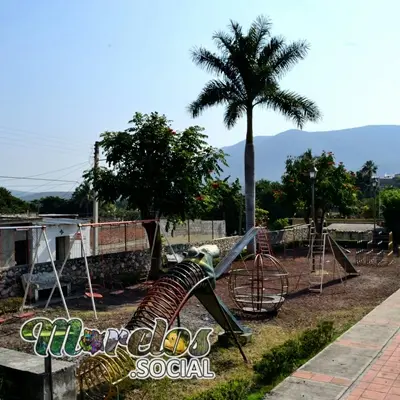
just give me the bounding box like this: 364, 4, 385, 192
0, 175, 78, 183
0, 137, 78, 152
0, 161, 89, 182
0, 125, 92, 148
1, 164, 88, 195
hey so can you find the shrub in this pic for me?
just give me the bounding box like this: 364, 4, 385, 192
185, 378, 252, 400
183, 321, 335, 400
0, 297, 23, 315
270, 218, 289, 231
297, 321, 334, 360
254, 321, 334, 384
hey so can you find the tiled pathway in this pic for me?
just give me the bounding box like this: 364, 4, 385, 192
264, 288, 400, 400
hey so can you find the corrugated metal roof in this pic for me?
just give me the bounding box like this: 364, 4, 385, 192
327, 223, 374, 232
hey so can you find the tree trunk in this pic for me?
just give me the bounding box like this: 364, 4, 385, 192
245, 108, 256, 254
143, 220, 162, 280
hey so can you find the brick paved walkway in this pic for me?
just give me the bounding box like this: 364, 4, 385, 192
345, 332, 400, 400
264, 288, 400, 400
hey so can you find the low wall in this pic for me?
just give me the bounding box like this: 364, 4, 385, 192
0, 236, 239, 299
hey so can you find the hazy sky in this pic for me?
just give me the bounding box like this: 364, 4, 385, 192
1, 0, 399, 193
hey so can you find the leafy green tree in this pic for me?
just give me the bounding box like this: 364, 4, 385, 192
188, 15, 321, 251
86, 112, 227, 278
380, 188, 400, 253
200, 178, 245, 235
355, 160, 378, 198
30, 196, 71, 214
68, 181, 93, 216
280, 150, 358, 233
255, 208, 269, 226
0, 187, 30, 213
256, 179, 289, 224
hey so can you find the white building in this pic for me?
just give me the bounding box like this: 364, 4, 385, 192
0, 217, 92, 268
33, 218, 92, 263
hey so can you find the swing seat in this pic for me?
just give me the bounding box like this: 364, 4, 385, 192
110, 290, 124, 295
13, 312, 35, 319
84, 292, 103, 299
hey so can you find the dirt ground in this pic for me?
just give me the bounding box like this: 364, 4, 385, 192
1, 251, 399, 350
1, 252, 399, 399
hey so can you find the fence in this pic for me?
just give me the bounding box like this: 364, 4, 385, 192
92, 219, 227, 255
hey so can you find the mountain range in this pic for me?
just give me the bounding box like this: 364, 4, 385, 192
220, 125, 400, 182
8, 125, 400, 201
10, 191, 73, 201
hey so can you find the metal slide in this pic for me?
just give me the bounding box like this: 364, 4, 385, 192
214, 227, 260, 279
125, 247, 251, 335
328, 236, 359, 275
195, 290, 251, 334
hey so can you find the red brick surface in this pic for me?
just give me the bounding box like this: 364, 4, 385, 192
346, 333, 400, 400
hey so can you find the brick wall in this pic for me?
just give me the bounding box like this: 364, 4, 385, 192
96, 224, 146, 246
91, 220, 226, 252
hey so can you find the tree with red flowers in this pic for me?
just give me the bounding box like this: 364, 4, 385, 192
85, 112, 227, 278
280, 149, 358, 233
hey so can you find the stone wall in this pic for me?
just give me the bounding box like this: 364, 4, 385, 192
0, 236, 239, 299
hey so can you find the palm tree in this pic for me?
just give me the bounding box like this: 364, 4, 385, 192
188, 16, 321, 252
356, 160, 378, 198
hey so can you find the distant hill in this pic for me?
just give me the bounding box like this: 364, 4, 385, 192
221, 125, 400, 182
10, 191, 73, 201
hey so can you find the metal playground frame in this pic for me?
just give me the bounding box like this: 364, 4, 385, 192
43, 219, 178, 319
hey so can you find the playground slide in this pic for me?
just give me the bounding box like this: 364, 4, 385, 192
214, 227, 259, 279
195, 290, 251, 334
125, 254, 251, 337
329, 236, 359, 275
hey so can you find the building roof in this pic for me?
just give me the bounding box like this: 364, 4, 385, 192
38, 214, 79, 218
40, 217, 89, 226
327, 223, 375, 232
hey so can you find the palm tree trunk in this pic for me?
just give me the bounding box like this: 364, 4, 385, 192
245, 108, 256, 254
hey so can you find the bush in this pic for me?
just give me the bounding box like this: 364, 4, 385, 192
0, 297, 23, 315
253, 321, 334, 384
270, 218, 289, 231
185, 379, 252, 400
297, 321, 334, 360
184, 321, 335, 400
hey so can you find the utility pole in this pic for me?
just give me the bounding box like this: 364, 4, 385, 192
93, 141, 100, 256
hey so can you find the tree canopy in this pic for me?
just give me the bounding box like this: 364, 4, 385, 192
380, 188, 400, 247
0, 187, 30, 214
199, 177, 244, 235
86, 111, 227, 278
280, 149, 358, 231
355, 160, 378, 199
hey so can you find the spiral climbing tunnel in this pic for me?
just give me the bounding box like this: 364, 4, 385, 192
125, 245, 250, 334
78, 245, 251, 399
125, 260, 207, 330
